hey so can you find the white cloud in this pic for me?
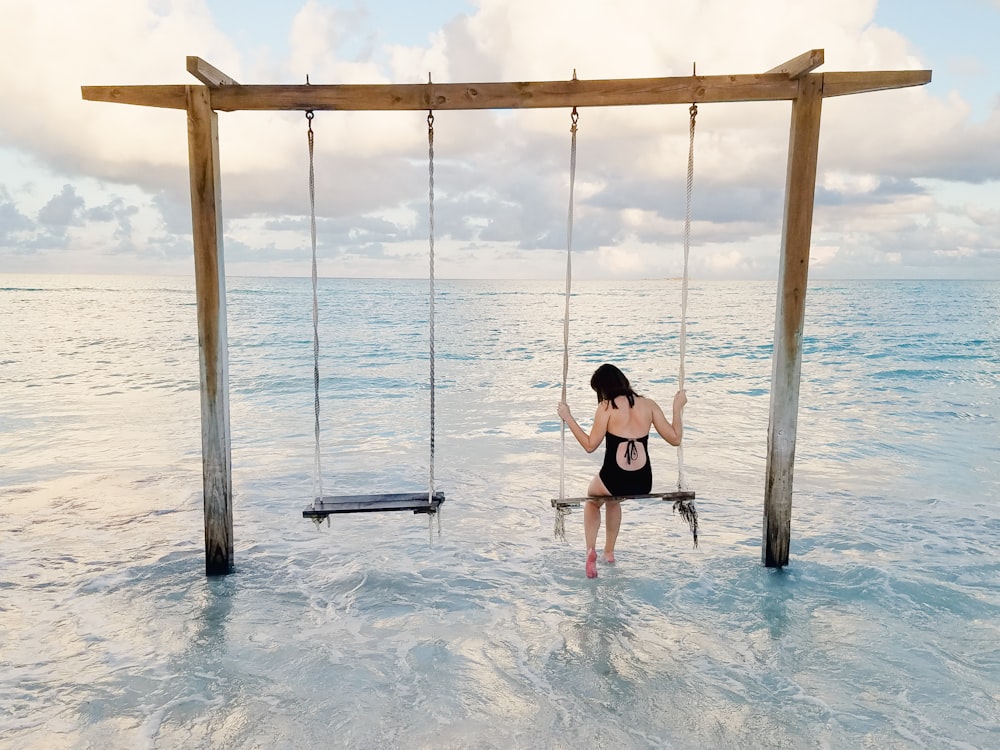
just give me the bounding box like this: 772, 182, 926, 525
0, 1, 237, 176
0, 0, 997, 278
822, 171, 882, 196
37, 185, 85, 226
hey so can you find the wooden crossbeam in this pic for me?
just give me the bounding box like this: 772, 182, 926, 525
186, 56, 238, 87
551, 491, 695, 509
767, 50, 825, 79
81, 70, 930, 113
82, 84, 188, 109
204, 74, 800, 111
822, 70, 932, 97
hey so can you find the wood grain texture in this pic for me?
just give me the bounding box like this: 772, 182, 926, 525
82, 71, 929, 112
81, 85, 188, 109
762, 75, 823, 569
205, 75, 798, 111
766, 50, 825, 79
822, 70, 932, 97
186, 56, 239, 87
187, 86, 234, 576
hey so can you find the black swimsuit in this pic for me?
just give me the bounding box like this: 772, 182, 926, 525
599, 432, 652, 496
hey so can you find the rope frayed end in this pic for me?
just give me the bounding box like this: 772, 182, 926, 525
673, 497, 699, 548
554, 505, 570, 541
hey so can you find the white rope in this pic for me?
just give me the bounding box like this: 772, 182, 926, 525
427, 109, 437, 510
554, 107, 579, 540
676, 103, 696, 492
559, 107, 579, 505
307, 111, 323, 510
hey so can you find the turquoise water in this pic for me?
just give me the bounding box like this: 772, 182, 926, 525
1, 275, 998, 748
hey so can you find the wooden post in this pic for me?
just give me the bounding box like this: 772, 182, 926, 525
762, 74, 823, 568
186, 85, 234, 575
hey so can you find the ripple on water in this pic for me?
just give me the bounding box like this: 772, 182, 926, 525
1, 277, 998, 748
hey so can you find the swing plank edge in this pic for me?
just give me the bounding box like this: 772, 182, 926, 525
303, 491, 446, 517
551, 491, 695, 509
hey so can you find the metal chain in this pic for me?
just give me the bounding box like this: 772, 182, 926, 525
307, 110, 323, 509
427, 109, 437, 509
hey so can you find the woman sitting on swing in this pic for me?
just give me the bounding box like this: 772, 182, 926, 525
557, 363, 686, 578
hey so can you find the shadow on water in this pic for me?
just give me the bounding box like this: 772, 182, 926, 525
759, 566, 794, 640
564, 583, 638, 679
191, 575, 237, 657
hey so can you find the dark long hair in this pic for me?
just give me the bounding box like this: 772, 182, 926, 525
590, 363, 639, 409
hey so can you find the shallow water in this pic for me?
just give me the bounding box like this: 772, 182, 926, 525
1, 275, 998, 748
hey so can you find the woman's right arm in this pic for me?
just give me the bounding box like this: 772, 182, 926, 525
558, 401, 609, 453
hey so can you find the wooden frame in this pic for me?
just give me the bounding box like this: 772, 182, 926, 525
82, 50, 931, 575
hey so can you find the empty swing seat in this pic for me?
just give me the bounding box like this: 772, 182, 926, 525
551, 490, 694, 510
303, 491, 446, 518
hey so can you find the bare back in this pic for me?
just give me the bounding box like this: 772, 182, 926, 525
604, 395, 654, 438
599, 394, 680, 447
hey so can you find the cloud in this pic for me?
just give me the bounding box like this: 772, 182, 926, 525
37, 184, 85, 226
86, 197, 141, 245
0, 187, 34, 241
0, 1, 234, 176
0, 0, 997, 278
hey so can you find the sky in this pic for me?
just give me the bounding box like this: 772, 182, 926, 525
0, 0, 998, 280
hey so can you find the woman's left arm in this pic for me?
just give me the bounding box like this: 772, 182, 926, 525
651, 391, 685, 446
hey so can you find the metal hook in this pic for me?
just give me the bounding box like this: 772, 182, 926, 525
306, 74, 313, 124
427, 73, 435, 128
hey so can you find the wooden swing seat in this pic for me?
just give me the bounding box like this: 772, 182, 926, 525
551, 490, 695, 510
303, 491, 445, 518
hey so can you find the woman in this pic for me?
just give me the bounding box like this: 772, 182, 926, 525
557, 363, 686, 578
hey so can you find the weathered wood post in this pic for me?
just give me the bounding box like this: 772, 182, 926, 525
762, 73, 823, 567
186, 85, 234, 575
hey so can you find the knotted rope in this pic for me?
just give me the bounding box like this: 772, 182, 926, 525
676, 102, 696, 494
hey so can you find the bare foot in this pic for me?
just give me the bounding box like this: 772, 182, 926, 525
604, 551, 616, 564
585, 548, 598, 578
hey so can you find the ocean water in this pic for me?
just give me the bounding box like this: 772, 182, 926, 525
1, 274, 997, 749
